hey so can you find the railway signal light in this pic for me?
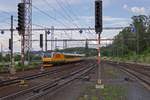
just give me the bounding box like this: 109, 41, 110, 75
1, 30, 4, 34
47, 30, 50, 35
40, 34, 43, 48
95, 0, 102, 33
79, 29, 83, 34
17, 3, 25, 35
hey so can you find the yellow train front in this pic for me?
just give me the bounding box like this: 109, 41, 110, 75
42, 52, 84, 67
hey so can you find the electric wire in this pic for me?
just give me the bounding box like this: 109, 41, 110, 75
42, 0, 75, 28
41, 0, 77, 39
63, 0, 95, 39
62, 0, 82, 27
55, 0, 80, 29
32, 4, 72, 39
32, 3, 74, 39
32, 5, 68, 28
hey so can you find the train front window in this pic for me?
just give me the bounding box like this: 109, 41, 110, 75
43, 53, 52, 58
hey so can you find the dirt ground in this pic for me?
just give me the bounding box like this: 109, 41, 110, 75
47, 62, 150, 100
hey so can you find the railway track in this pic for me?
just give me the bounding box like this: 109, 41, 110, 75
107, 61, 150, 90
0, 60, 96, 100
0, 61, 85, 87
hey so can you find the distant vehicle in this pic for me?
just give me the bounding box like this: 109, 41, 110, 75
42, 52, 85, 67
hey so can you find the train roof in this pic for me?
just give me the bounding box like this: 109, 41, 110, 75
43, 52, 85, 57
62, 53, 85, 57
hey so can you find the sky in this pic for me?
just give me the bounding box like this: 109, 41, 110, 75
0, 0, 150, 52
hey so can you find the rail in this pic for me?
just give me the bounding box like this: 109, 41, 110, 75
0, 62, 96, 100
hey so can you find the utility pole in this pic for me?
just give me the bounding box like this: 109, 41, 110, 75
0, 43, 2, 56
1, 43, 3, 64
63, 40, 65, 49
55, 38, 57, 50
45, 30, 48, 51
40, 34, 44, 72
40, 34, 44, 51
95, 0, 103, 89
85, 39, 89, 56
65, 40, 67, 49
63, 40, 67, 49
51, 26, 54, 51
10, 15, 16, 75
23, 0, 32, 65
21, 34, 25, 66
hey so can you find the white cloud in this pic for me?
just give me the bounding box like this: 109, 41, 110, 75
123, 4, 147, 14
107, 21, 130, 27
78, 15, 130, 27
103, 16, 129, 22
80, 16, 129, 22
131, 7, 146, 14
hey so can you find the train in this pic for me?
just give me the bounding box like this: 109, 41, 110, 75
42, 52, 85, 67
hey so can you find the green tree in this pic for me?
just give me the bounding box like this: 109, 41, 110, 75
107, 15, 150, 57
132, 15, 148, 53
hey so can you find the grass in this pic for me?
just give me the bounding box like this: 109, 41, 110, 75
126, 54, 150, 63
91, 96, 98, 100
0, 61, 40, 73
100, 85, 127, 100
78, 95, 98, 100
78, 84, 127, 100
108, 53, 150, 64
15, 62, 39, 71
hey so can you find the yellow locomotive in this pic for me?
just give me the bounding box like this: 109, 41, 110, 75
42, 52, 85, 67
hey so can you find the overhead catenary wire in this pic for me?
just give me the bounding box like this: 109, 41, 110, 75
28, 1, 94, 40
63, 0, 82, 27
33, 1, 77, 39
32, 5, 68, 28
0, 10, 13, 16
41, 0, 76, 39
32, 23, 49, 29
32, 4, 71, 37
13, 17, 48, 30
34, 0, 68, 27
63, 0, 93, 29
63, 0, 95, 39
55, 0, 85, 39
42, 0, 76, 28
39, 0, 92, 40
55, 0, 80, 29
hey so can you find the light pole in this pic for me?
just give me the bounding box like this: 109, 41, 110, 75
0, 43, 4, 65
10, 15, 16, 75
51, 26, 54, 51
0, 16, 15, 75
45, 30, 50, 52
55, 38, 57, 50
